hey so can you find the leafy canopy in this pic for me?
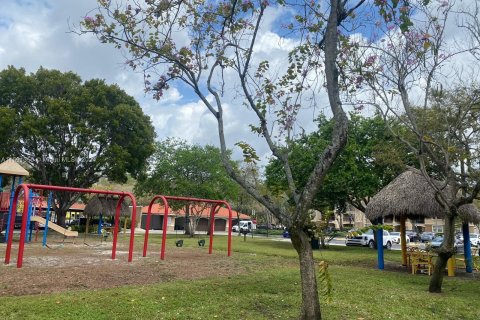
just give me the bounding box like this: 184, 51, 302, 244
266, 114, 413, 212
135, 138, 241, 207
0, 66, 155, 223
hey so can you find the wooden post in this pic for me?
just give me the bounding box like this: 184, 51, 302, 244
400, 216, 407, 266
447, 257, 455, 277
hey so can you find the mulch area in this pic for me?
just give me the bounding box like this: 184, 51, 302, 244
0, 238, 249, 297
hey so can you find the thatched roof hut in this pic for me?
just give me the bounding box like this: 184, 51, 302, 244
365, 168, 480, 224
458, 203, 480, 225
365, 168, 449, 221
84, 195, 131, 217
365, 167, 480, 269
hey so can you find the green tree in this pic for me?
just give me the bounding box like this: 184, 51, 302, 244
80, 1, 366, 318
266, 114, 412, 215
135, 139, 242, 236
0, 66, 156, 226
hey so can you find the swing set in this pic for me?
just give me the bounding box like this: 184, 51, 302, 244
142, 195, 233, 260
4, 183, 137, 268
4, 184, 234, 269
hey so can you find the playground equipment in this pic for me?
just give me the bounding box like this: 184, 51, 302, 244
4, 183, 137, 268
143, 195, 233, 260
0, 159, 29, 241
30, 216, 78, 238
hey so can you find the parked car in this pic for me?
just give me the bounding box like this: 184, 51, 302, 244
406, 230, 421, 242
345, 229, 395, 249
455, 232, 464, 241
430, 236, 464, 253
420, 232, 436, 242
469, 233, 480, 247
389, 232, 410, 244
232, 220, 256, 233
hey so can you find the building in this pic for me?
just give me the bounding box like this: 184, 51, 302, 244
140, 203, 250, 232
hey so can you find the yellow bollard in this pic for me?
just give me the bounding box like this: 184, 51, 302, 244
447, 257, 455, 277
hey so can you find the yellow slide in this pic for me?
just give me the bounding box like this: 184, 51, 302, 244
30, 216, 78, 237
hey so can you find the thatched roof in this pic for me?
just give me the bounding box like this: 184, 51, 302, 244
0, 158, 29, 176
84, 195, 131, 217
365, 168, 480, 224
365, 168, 449, 221
458, 203, 480, 224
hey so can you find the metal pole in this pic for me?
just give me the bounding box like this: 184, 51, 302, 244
160, 199, 169, 260
143, 198, 154, 257
111, 195, 126, 260
26, 190, 33, 243
400, 216, 407, 266
377, 218, 384, 270
42, 192, 53, 247
128, 197, 137, 262
208, 204, 217, 254
4, 176, 17, 242
462, 223, 473, 273
226, 202, 232, 257
98, 214, 103, 234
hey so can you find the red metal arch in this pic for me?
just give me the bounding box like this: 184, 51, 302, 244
143, 195, 233, 260
4, 184, 137, 268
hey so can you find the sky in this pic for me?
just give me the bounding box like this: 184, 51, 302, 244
0, 0, 323, 169
0, 0, 478, 170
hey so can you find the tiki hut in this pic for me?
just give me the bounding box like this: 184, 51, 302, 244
84, 195, 131, 233
84, 195, 131, 217
458, 203, 480, 225
365, 168, 448, 222
365, 167, 480, 267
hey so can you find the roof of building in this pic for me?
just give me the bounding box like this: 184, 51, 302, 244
34, 199, 86, 212
142, 203, 250, 219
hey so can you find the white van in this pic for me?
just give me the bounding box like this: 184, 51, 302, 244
232, 220, 256, 233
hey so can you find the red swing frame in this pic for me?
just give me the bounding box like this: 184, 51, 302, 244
4, 184, 137, 268
142, 195, 233, 260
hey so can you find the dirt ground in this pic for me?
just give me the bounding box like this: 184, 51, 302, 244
0, 237, 250, 297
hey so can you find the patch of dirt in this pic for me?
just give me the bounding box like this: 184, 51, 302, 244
0, 240, 252, 297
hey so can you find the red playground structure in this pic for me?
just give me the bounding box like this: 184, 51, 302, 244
143, 195, 233, 260
4, 184, 137, 268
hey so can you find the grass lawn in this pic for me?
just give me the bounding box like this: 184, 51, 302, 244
1, 235, 478, 319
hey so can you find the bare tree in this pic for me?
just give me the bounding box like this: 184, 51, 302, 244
79, 1, 366, 318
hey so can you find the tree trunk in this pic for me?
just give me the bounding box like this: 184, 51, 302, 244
429, 214, 455, 293
320, 236, 326, 249
55, 208, 67, 227
290, 228, 321, 320
189, 217, 198, 238
184, 204, 192, 236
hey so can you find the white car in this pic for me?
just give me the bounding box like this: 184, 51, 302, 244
345, 229, 395, 249
390, 232, 410, 244
470, 233, 480, 247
